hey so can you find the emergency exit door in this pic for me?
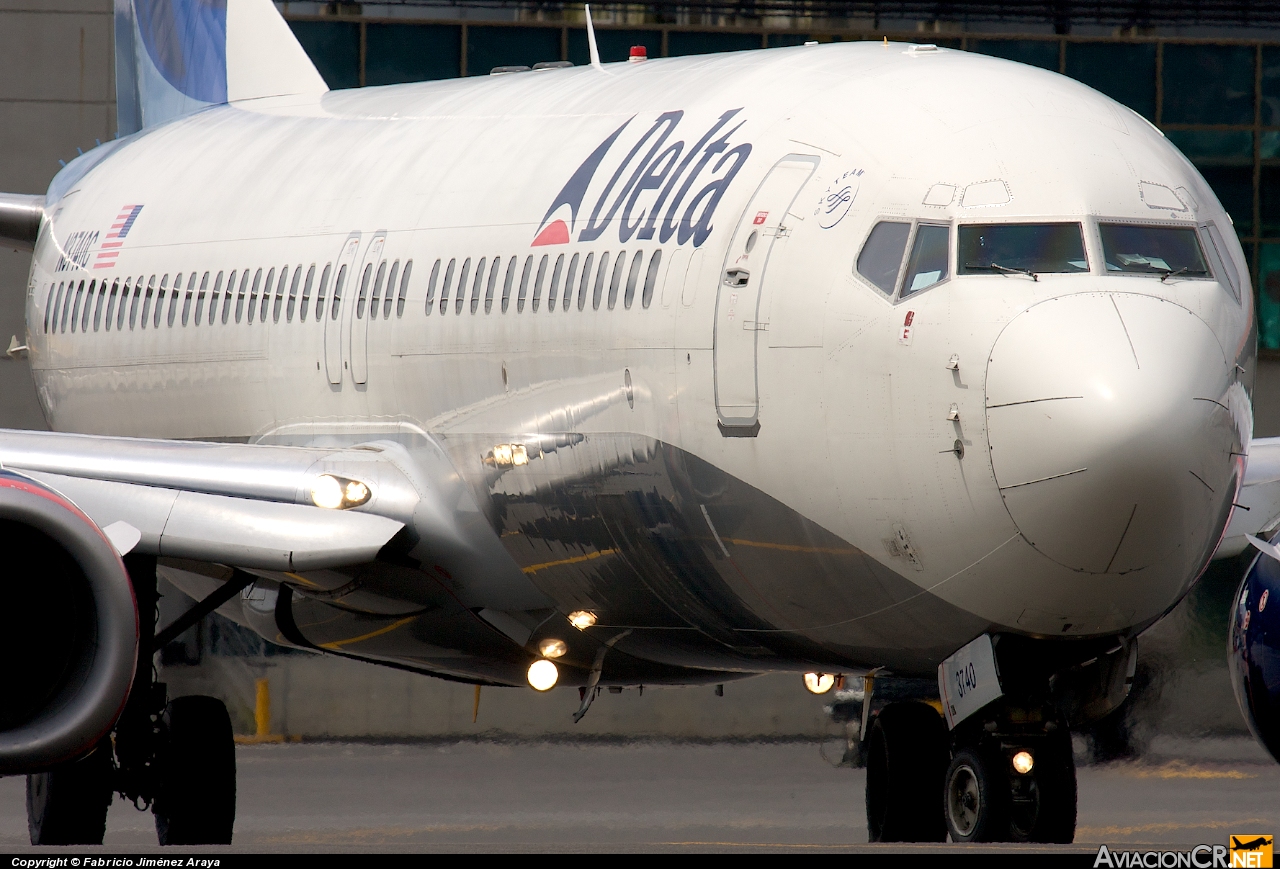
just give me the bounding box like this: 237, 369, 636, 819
713, 155, 819, 433
324, 233, 361, 385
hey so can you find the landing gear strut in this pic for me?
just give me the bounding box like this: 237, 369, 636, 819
26, 556, 241, 845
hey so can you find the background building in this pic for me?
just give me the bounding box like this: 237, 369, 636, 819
0, 0, 1269, 742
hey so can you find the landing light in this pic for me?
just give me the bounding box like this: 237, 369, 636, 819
527, 659, 559, 691
310, 474, 372, 509
568, 610, 597, 630
804, 673, 836, 694
490, 443, 530, 468
539, 638, 568, 658
1012, 750, 1034, 774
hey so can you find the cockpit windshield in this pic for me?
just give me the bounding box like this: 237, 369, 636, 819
1098, 223, 1210, 278
959, 223, 1088, 276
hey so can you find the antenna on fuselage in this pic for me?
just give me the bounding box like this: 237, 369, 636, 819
585, 4, 603, 70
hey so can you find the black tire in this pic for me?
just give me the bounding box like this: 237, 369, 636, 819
944, 746, 1010, 843
865, 702, 949, 842
1009, 733, 1077, 844
26, 742, 113, 845
153, 695, 236, 845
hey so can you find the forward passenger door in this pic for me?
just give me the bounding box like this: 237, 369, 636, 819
713, 155, 819, 434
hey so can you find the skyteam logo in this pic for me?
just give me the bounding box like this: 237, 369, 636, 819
532, 108, 752, 249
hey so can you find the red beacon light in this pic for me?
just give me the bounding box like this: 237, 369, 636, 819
629, 45, 647, 63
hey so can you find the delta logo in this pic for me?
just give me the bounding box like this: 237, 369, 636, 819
531, 108, 752, 250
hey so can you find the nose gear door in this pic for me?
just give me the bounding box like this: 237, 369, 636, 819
713, 155, 819, 434
324, 233, 361, 385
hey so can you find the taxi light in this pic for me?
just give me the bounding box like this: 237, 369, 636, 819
512, 444, 529, 466
1012, 750, 1034, 774
527, 659, 559, 691
311, 474, 372, 509
539, 638, 568, 658
568, 610, 597, 630
804, 673, 836, 694
493, 444, 513, 465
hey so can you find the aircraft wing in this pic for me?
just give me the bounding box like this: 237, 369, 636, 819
0, 428, 406, 569
1217, 436, 1280, 558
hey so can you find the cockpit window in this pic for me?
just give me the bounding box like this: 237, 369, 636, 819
856, 221, 911, 294
1098, 223, 1209, 278
901, 224, 950, 298
959, 223, 1088, 276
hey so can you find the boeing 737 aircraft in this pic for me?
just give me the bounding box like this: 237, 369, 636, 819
5, 0, 1280, 847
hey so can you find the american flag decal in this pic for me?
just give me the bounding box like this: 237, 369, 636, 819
93, 204, 143, 269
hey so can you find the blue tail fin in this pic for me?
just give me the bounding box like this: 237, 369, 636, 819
114, 0, 327, 136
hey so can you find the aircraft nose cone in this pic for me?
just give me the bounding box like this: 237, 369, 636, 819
985, 293, 1239, 575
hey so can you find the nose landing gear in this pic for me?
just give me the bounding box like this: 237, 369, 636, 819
865, 700, 1078, 843
941, 730, 1076, 843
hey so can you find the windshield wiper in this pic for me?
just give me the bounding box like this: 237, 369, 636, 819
968, 262, 1038, 282
1159, 266, 1188, 282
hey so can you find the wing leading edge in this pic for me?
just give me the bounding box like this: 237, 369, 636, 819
0, 429, 407, 570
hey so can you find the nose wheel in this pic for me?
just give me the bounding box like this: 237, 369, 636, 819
941, 730, 1076, 843
943, 747, 1008, 842
865, 701, 1077, 844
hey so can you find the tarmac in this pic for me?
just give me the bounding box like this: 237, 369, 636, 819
2, 736, 1278, 852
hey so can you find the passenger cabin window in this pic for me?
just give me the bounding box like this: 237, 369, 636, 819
257, 268, 274, 323
293, 264, 311, 322
69, 280, 84, 333
168, 274, 182, 327
93, 280, 106, 331
624, 251, 643, 309
314, 264, 331, 322
331, 264, 347, 320
642, 250, 662, 308
396, 260, 411, 318
857, 221, 911, 295
438, 259, 456, 315
593, 253, 610, 310
425, 259, 441, 315
356, 263, 373, 319
564, 254, 580, 312
578, 252, 594, 311
469, 258, 485, 314
531, 255, 547, 312
958, 223, 1088, 278
901, 225, 950, 298
208, 272, 223, 325
501, 256, 516, 312
517, 256, 532, 312
104, 279, 119, 331
548, 254, 564, 311
455, 258, 472, 315
383, 261, 398, 318
1099, 223, 1209, 278
608, 251, 626, 309
483, 258, 498, 314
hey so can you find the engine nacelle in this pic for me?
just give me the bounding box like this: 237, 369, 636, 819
0, 470, 137, 773
1230, 549, 1280, 764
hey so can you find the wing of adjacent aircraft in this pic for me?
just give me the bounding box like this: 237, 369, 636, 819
1217, 436, 1280, 557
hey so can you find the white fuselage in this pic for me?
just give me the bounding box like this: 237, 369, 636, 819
23, 43, 1253, 670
